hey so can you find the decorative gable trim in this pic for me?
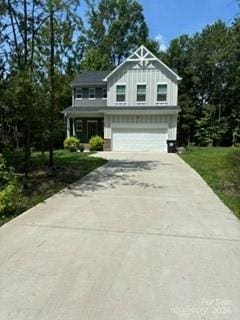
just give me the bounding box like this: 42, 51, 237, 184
103, 45, 182, 82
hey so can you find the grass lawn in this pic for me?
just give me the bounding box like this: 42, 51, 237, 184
1, 150, 107, 226
180, 146, 240, 219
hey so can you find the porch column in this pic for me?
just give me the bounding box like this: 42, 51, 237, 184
72, 118, 76, 136
66, 116, 70, 138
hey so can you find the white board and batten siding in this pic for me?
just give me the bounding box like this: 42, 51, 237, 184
104, 114, 177, 139
107, 61, 178, 106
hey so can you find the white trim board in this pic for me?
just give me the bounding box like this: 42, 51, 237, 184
104, 110, 179, 115
111, 123, 168, 129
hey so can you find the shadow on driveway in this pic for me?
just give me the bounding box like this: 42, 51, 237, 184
66, 159, 168, 197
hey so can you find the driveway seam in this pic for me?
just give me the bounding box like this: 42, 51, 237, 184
17, 222, 240, 243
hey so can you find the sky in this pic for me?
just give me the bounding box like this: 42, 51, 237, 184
141, 0, 239, 50
78, 0, 239, 51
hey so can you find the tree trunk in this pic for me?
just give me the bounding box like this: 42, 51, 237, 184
24, 125, 31, 178
14, 125, 19, 149
48, 8, 55, 168
41, 137, 45, 165
23, 0, 31, 177
23, 0, 28, 65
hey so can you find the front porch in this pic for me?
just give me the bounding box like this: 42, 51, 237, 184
66, 117, 104, 143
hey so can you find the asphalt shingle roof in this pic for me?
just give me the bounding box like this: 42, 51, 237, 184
71, 71, 110, 86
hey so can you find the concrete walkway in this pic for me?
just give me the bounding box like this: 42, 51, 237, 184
0, 152, 240, 320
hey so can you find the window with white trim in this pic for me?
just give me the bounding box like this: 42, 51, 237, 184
88, 88, 95, 99
75, 88, 82, 99
75, 119, 83, 133
137, 84, 146, 102
116, 85, 126, 102
157, 84, 167, 102
102, 87, 107, 99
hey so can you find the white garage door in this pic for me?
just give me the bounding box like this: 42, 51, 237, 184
112, 127, 168, 152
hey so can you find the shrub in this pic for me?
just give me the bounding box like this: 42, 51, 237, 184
0, 153, 24, 219
0, 153, 15, 185
89, 136, 104, 151
0, 181, 23, 218
63, 136, 80, 152
0, 154, 8, 184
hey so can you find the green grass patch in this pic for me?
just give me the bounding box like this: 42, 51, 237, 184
1, 150, 107, 226
180, 146, 240, 219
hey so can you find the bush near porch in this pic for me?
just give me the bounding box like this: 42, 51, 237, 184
0, 150, 107, 226
64, 136, 80, 152
89, 136, 104, 151
180, 146, 240, 219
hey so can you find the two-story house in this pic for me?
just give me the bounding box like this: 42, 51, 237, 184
62, 45, 181, 152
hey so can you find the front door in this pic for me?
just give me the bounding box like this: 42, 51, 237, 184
87, 121, 97, 140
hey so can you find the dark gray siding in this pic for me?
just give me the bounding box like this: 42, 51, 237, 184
74, 86, 107, 107
74, 99, 107, 107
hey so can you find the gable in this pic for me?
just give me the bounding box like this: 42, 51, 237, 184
103, 45, 182, 82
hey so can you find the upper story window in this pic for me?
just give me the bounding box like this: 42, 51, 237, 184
75, 88, 82, 99
89, 88, 95, 100
116, 85, 126, 102
137, 84, 146, 102
102, 88, 107, 99
157, 84, 167, 102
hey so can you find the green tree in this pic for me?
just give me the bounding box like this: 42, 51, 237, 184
226, 18, 240, 145
164, 20, 239, 147
0, 0, 83, 172
0, 0, 45, 176
194, 104, 230, 146
83, 0, 152, 68
164, 35, 197, 145
81, 47, 112, 71
35, 0, 83, 167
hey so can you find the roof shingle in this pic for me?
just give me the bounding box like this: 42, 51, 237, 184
71, 71, 110, 86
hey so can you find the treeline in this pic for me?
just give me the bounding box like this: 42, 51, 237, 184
0, 0, 239, 175
0, 0, 84, 176
0, 0, 158, 176
162, 20, 240, 147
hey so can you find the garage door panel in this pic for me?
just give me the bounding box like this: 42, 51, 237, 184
112, 128, 168, 152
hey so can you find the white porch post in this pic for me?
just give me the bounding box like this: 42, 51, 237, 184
66, 116, 70, 138
72, 118, 76, 136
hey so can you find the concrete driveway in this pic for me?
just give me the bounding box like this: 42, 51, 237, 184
0, 152, 240, 320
